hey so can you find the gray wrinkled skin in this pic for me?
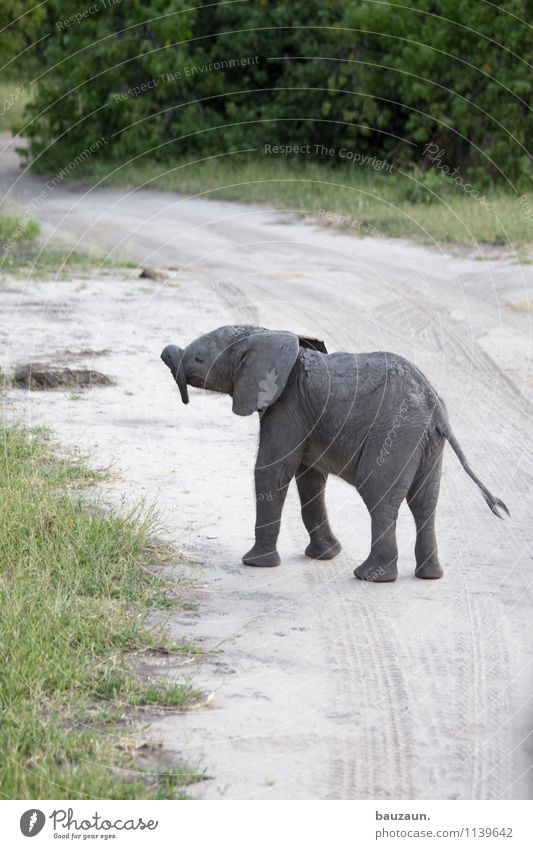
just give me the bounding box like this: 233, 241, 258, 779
161, 325, 509, 581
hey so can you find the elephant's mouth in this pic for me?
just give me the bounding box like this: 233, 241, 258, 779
186, 372, 226, 393
185, 372, 207, 389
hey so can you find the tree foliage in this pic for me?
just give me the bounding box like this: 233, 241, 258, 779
343, 0, 533, 183
11, 0, 533, 183
0, 0, 47, 77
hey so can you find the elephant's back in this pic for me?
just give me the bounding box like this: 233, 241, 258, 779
296, 349, 441, 417
327, 350, 438, 402
296, 349, 444, 478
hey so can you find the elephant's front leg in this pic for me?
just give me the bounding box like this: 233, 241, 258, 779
296, 464, 341, 560
242, 440, 302, 568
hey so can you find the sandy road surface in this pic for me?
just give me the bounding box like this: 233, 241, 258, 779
1, 133, 533, 799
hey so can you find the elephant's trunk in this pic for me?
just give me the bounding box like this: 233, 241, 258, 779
161, 344, 189, 404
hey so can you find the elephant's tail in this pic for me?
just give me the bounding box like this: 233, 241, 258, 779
438, 426, 510, 518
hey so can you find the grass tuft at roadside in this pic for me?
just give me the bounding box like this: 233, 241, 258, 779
76, 154, 533, 250
0, 205, 137, 276
0, 420, 202, 799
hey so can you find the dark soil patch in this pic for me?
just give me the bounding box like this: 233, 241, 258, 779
14, 363, 113, 390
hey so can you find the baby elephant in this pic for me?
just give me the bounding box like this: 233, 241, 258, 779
161, 325, 509, 581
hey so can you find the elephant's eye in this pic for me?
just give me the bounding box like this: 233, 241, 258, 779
194, 355, 205, 363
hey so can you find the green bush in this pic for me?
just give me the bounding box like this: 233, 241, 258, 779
15, 0, 533, 184
399, 168, 451, 204
342, 0, 533, 185
20, 0, 198, 171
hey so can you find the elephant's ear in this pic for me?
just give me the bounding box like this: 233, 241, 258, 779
232, 331, 299, 416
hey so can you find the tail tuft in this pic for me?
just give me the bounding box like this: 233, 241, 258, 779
442, 429, 510, 520
482, 493, 511, 519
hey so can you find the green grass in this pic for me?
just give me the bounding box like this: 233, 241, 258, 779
79, 153, 533, 249
0, 205, 137, 275
2, 245, 136, 275
0, 208, 40, 249
0, 420, 203, 799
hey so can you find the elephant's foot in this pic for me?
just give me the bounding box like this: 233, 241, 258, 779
305, 536, 342, 560
354, 553, 398, 583
242, 545, 281, 568
415, 558, 443, 580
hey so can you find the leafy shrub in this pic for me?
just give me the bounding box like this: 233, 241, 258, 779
342, 0, 533, 185
15, 0, 533, 184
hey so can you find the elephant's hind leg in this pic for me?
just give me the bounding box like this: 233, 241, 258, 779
354, 501, 400, 582
353, 459, 409, 582
296, 464, 341, 560
407, 439, 444, 579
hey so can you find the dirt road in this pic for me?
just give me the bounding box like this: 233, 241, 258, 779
2, 133, 532, 799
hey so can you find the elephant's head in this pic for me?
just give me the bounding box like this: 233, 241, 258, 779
161, 325, 327, 416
